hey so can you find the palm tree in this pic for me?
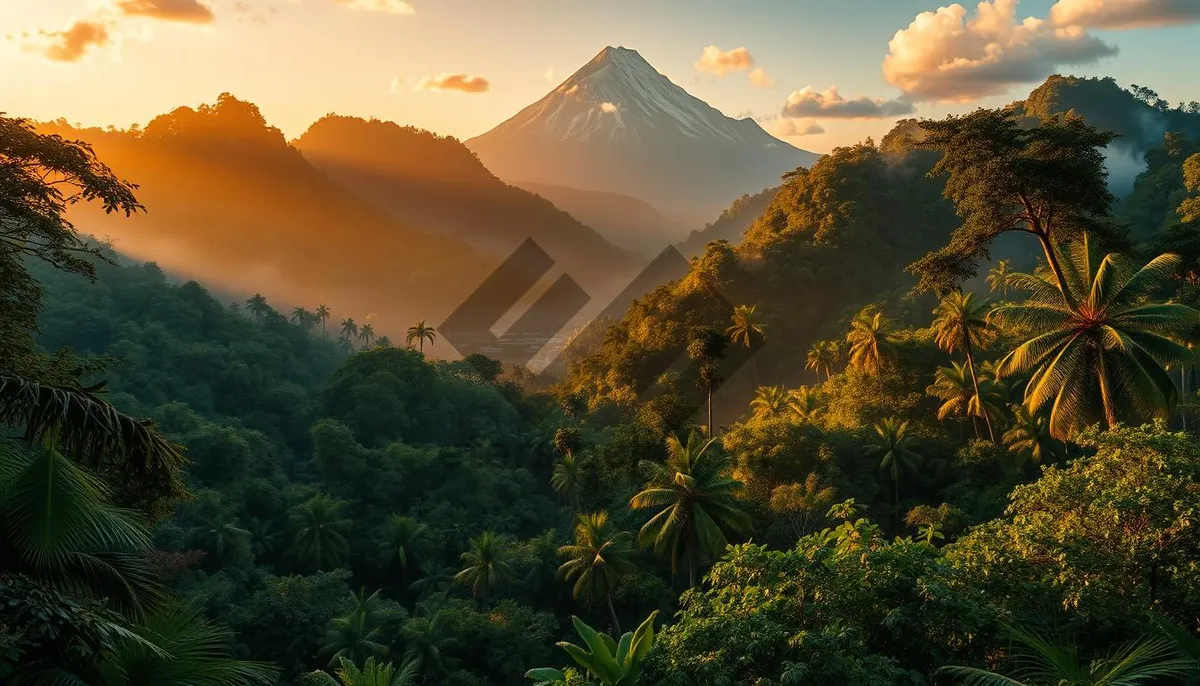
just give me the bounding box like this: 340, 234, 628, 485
406, 321, 437, 353
307, 657, 419, 686
316, 304, 331, 339
551, 452, 583, 510
245, 293, 270, 323
0, 376, 186, 508
938, 628, 1191, 685
0, 441, 160, 617
926, 362, 1003, 439
932, 290, 998, 441
454, 530, 513, 609
358, 323, 375, 348
863, 418, 922, 513
987, 259, 1014, 300
189, 511, 250, 565
291, 306, 312, 328
630, 431, 751, 587
557, 511, 636, 633
750, 385, 789, 419
726, 304, 768, 384
376, 335, 393, 348
102, 604, 279, 685
787, 386, 824, 422
1002, 405, 1064, 467
376, 515, 433, 592
991, 238, 1200, 439
846, 308, 896, 374
341, 318, 359, 342
246, 517, 281, 559
687, 328, 729, 438
400, 607, 457, 681
320, 588, 388, 669
289, 494, 351, 571
806, 340, 840, 382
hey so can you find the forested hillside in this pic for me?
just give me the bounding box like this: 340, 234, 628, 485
7, 73, 1200, 686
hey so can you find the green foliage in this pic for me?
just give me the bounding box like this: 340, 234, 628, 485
992, 237, 1200, 439
527, 611, 659, 686
304, 656, 419, 686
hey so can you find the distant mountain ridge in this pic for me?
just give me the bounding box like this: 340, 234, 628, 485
467, 46, 819, 216
293, 115, 637, 288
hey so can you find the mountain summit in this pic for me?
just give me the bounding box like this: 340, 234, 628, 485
467, 46, 819, 217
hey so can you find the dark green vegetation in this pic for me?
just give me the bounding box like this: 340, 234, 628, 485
5, 75, 1200, 686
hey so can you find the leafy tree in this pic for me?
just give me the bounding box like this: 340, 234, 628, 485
454, 530, 514, 609
749, 385, 789, 420
289, 494, 352, 571
400, 606, 458, 680
525, 612, 659, 686
406, 321, 437, 353
629, 431, 750, 587
305, 657, 419, 686
910, 109, 1117, 295
991, 238, 1200, 439
932, 290, 997, 441
1181, 152, 1200, 222
863, 418, 922, 512
557, 511, 635, 633
938, 628, 1191, 686
846, 307, 896, 374
553, 427, 582, 457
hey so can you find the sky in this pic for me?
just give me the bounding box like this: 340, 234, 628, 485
2, 0, 1198, 153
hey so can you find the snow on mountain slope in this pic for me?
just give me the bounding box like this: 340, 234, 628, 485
467, 47, 819, 218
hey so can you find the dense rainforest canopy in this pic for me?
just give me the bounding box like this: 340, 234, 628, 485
5, 76, 1200, 686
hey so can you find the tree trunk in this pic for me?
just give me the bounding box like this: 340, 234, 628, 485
606, 590, 621, 635
688, 552, 696, 589
1036, 233, 1074, 304
963, 339, 995, 442
707, 387, 714, 439
1097, 356, 1118, 430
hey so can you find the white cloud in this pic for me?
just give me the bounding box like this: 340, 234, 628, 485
599, 101, 618, 113
765, 117, 826, 138
883, 0, 1117, 102
748, 67, 775, 88
331, 0, 414, 14
782, 85, 915, 118
1049, 0, 1200, 29
388, 77, 404, 94
415, 72, 490, 93
695, 45, 755, 76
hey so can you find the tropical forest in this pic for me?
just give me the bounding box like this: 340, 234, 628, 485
5, 23, 1200, 686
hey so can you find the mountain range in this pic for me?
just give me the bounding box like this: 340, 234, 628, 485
467, 46, 819, 219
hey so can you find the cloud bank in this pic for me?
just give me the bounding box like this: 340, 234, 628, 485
416, 72, 490, 93
883, 0, 1123, 102
115, 0, 216, 23
1049, 0, 1200, 29
767, 117, 826, 137
748, 67, 775, 88
782, 86, 916, 118
21, 20, 111, 62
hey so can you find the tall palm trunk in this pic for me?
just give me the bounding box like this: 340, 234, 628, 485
706, 386, 714, 439
963, 337, 995, 442
606, 588, 621, 635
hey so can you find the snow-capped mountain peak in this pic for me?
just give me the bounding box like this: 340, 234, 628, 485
466, 46, 819, 215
